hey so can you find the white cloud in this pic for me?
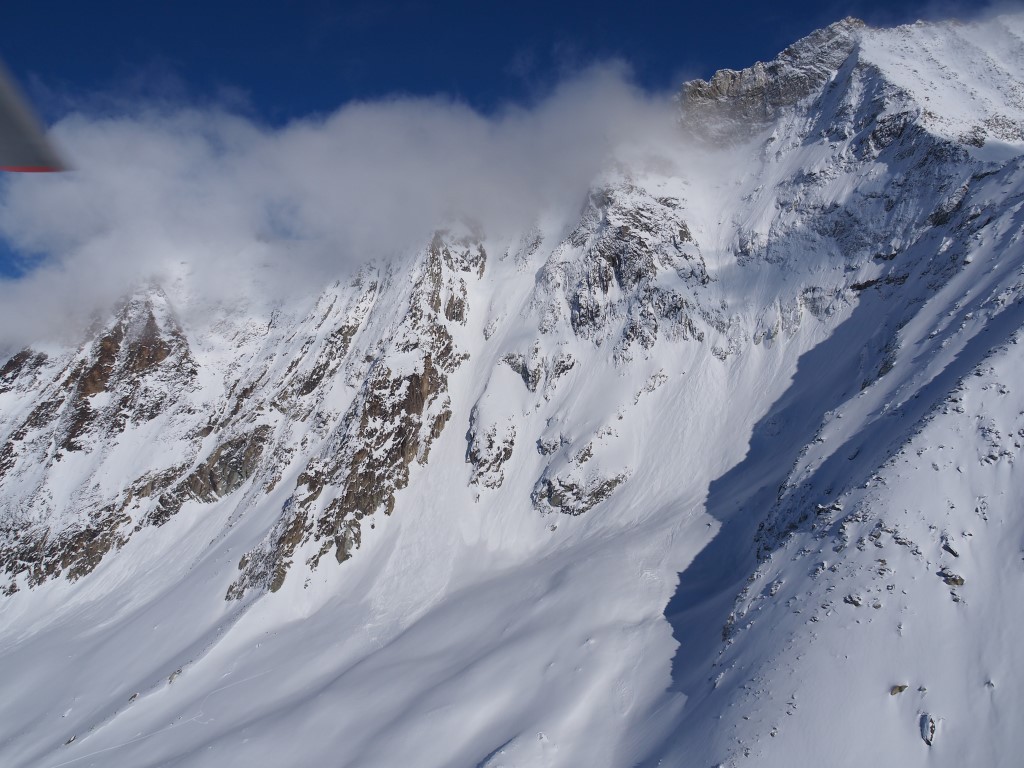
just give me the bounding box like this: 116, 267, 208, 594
0, 63, 680, 349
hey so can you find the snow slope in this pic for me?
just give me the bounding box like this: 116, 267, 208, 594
1, 12, 1024, 768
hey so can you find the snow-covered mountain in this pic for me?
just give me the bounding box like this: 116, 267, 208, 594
2, 12, 1024, 767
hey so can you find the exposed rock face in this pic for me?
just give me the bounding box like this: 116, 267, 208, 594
503, 350, 543, 393
531, 471, 627, 516
227, 235, 474, 597
0, 275, 387, 594
530, 417, 632, 516
0, 232, 489, 598
149, 426, 274, 525
536, 184, 710, 360
0, 350, 48, 394
2, 13, 1024, 768
920, 713, 939, 746
0, 10, 1012, 607
59, 296, 194, 451
0, 505, 130, 592
0, 292, 199, 590
466, 406, 516, 489
680, 18, 865, 141
0, 17, 903, 599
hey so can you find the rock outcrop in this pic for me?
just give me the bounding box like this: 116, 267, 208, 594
680, 18, 865, 141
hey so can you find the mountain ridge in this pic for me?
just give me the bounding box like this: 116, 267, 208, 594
1, 11, 1024, 767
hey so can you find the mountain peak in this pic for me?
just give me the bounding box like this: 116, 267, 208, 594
2, 13, 1024, 768
679, 17, 864, 139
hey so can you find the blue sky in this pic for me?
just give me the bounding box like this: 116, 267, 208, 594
3, 0, 1008, 123
0, 0, 1014, 298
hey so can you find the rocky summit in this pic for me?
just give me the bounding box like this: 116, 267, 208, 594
2, 12, 1024, 768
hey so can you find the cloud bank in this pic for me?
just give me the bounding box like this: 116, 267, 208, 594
0, 64, 680, 349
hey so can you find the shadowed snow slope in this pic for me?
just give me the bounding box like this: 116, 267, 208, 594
2, 12, 1024, 768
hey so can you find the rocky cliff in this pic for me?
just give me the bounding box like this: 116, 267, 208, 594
1, 12, 1023, 768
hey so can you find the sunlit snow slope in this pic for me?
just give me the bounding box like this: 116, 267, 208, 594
1, 13, 1024, 768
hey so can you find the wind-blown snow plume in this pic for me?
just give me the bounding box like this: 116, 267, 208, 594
3, 10, 1024, 768
0, 64, 678, 348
